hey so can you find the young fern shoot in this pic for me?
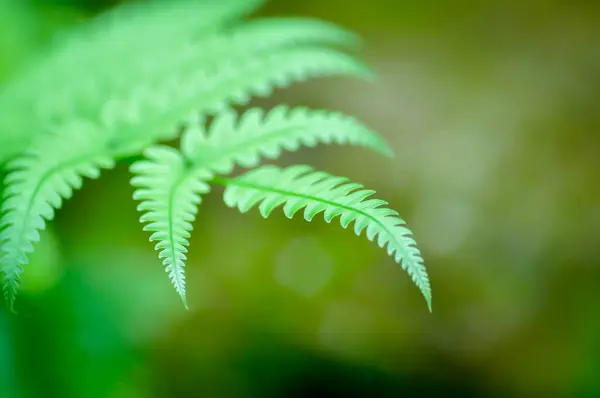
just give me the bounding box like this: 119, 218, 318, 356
0, 0, 432, 312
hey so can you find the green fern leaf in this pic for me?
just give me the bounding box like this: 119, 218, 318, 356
1, 1, 367, 159
105, 46, 373, 156
182, 105, 393, 171
2, 8, 366, 162
2, 10, 374, 308
71, 0, 265, 44
76, 17, 360, 124
9, 1, 356, 129
0, 120, 114, 309
193, 17, 361, 68
218, 165, 432, 311
0, 0, 266, 156
0, 0, 430, 312
130, 146, 212, 307
20, 0, 266, 117
132, 105, 389, 304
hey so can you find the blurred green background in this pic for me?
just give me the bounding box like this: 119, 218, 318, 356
1, 0, 599, 397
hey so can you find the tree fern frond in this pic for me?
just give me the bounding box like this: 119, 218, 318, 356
130, 146, 212, 307
104, 47, 374, 156
0, 121, 114, 309
217, 165, 432, 311
182, 105, 393, 172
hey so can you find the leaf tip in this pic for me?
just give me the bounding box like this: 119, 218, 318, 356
381, 145, 395, 159
180, 294, 189, 310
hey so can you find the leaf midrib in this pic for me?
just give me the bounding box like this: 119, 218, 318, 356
213, 176, 422, 274
215, 175, 431, 309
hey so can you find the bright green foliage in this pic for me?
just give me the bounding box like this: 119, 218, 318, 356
218, 165, 431, 311
131, 106, 393, 304
0, 120, 114, 310
0, 0, 266, 159
0, 0, 431, 311
130, 147, 213, 308
181, 105, 393, 170
102, 46, 373, 156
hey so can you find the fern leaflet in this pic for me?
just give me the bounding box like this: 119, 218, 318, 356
104, 46, 373, 156
13, 0, 266, 119
130, 147, 212, 307
0, 0, 434, 311
216, 165, 432, 311
1, 32, 373, 308
53, 15, 357, 122
182, 105, 393, 170
131, 105, 390, 302
0, 120, 114, 309
0, 0, 266, 156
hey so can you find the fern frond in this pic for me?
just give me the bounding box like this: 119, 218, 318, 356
0, 0, 427, 312
0, 0, 267, 161
195, 17, 361, 67
182, 105, 393, 172
130, 146, 212, 307
71, 0, 265, 43
132, 105, 389, 303
0, 121, 114, 309
217, 165, 432, 311
1, 1, 367, 160
23, 0, 264, 101
0, 0, 264, 141
2, 4, 376, 307
15, 1, 359, 125
73, 16, 361, 122
104, 47, 373, 156
195, 47, 374, 114
36, 0, 266, 119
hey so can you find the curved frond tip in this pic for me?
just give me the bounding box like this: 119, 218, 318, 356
218, 165, 431, 311
182, 105, 393, 172
130, 146, 213, 307
0, 120, 114, 310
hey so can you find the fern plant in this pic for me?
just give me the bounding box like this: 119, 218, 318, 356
0, 0, 431, 312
